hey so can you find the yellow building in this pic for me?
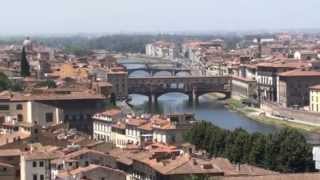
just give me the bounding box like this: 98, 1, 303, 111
310, 85, 320, 112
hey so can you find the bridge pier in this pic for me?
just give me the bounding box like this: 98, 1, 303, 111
188, 89, 199, 103
148, 94, 158, 104
188, 93, 193, 103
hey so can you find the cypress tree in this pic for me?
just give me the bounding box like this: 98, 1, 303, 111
20, 47, 30, 77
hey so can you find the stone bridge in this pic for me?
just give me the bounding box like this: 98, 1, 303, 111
128, 76, 232, 103
127, 67, 192, 76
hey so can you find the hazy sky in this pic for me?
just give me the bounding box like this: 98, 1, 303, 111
1, 0, 319, 34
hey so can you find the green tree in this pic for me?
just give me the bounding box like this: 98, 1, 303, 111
224, 128, 250, 163
187, 175, 212, 180
276, 128, 314, 172
10, 82, 23, 92
110, 92, 117, 106
185, 122, 314, 173
37, 80, 57, 88
248, 133, 266, 166
20, 47, 30, 77
0, 72, 10, 91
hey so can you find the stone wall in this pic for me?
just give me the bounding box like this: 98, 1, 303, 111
261, 102, 320, 125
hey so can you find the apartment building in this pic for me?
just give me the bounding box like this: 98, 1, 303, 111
0, 94, 63, 129
107, 70, 128, 100
21, 150, 60, 180
146, 41, 179, 59
277, 69, 320, 108
0, 89, 107, 133
256, 60, 310, 102
55, 164, 128, 180
310, 85, 320, 112
93, 108, 122, 142
51, 149, 117, 179
93, 113, 194, 148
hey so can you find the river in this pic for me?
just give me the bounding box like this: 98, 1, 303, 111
124, 63, 277, 134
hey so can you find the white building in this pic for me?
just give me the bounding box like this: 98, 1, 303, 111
21, 150, 58, 180
313, 146, 320, 170
93, 109, 122, 142
0, 100, 63, 129
99, 114, 194, 148
145, 41, 178, 59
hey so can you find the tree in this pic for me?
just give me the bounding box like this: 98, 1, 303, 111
20, 47, 30, 77
248, 133, 266, 166
0, 72, 10, 91
110, 92, 117, 106
10, 82, 23, 92
46, 80, 57, 88
274, 128, 314, 172
187, 175, 212, 180
224, 128, 251, 163
37, 80, 57, 88
184, 121, 315, 173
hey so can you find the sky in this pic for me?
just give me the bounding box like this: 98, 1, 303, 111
1, 0, 319, 35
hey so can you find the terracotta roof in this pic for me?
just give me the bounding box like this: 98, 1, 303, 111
257, 61, 311, 69
278, 69, 320, 77
0, 149, 21, 157
112, 122, 126, 130
9, 92, 105, 101
22, 150, 62, 161
126, 118, 147, 127
138, 122, 153, 131
57, 164, 127, 177
64, 149, 107, 159
100, 109, 121, 117
310, 84, 320, 90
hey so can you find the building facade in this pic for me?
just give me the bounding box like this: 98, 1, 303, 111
107, 71, 128, 100
277, 70, 320, 108
309, 85, 320, 112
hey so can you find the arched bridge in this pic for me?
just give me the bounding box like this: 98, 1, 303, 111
127, 67, 192, 76
128, 76, 232, 102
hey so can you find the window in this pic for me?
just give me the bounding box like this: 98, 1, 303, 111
39, 161, 44, 167
0, 105, 9, 111
33, 174, 37, 180
40, 175, 44, 180
33, 161, 37, 167
18, 114, 23, 122
45, 113, 53, 123
16, 104, 23, 110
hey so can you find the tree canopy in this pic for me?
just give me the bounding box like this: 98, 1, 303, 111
0, 72, 10, 91
20, 47, 30, 77
184, 121, 315, 173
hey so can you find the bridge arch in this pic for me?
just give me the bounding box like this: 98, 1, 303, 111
152, 70, 173, 77
196, 91, 231, 101
175, 71, 192, 77
128, 69, 151, 77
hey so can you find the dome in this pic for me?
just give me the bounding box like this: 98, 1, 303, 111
23, 37, 32, 47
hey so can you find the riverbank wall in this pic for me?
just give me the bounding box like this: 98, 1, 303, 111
261, 102, 320, 126
225, 98, 320, 133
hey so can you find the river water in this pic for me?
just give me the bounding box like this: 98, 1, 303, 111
124, 63, 277, 134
